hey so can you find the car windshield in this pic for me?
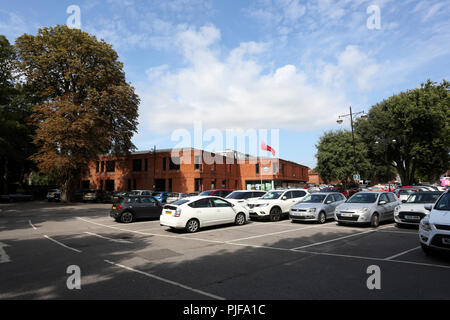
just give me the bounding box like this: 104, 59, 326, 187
435, 193, 450, 211
347, 193, 378, 203
200, 190, 214, 196
226, 192, 248, 199
400, 189, 417, 195
171, 199, 190, 206
406, 193, 441, 203
301, 194, 327, 203
261, 191, 283, 199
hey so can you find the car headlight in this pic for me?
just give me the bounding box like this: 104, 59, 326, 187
394, 206, 400, 212
420, 218, 432, 232
359, 207, 370, 213
334, 208, 339, 214
308, 208, 317, 213
257, 203, 269, 207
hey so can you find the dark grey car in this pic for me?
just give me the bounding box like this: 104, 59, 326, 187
110, 196, 163, 223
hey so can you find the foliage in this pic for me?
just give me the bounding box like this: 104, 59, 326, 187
15, 26, 139, 201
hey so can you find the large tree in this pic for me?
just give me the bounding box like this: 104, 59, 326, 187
0, 35, 35, 194
315, 130, 376, 185
355, 80, 450, 185
15, 26, 139, 201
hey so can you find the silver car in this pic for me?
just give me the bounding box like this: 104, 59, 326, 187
334, 191, 400, 227
394, 192, 442, 227
290, 192, 346, 223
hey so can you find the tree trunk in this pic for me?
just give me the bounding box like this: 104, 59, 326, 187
60, 177, 76, 202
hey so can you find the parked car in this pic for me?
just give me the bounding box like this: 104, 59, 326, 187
199, 189, 234, 198
225, 190, 267, 206
334, 191, 399, 227
166, 192, 189, 203
83, 189, 107, 203
160, 196, 248, 233
128, 190, 153, 196
419, 190, 450, 254
74, 188, 91, 202
0, 193, 33, 202
247, 189, 309, 222
394, 192, 442, 227
290, 192, 346, 224
110, 191, 129, 204
110, 195, 163, 223
152, 192, 169, 203
46, 189, 61, 202
397, 187, 422, 202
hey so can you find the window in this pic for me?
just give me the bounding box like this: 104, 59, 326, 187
100, 180, 104, 190
141, 197, 156, 204
221, 180, 226, 188
191, 198, 213, 208
252, 191, 266, 198
379, 194, 389, 203
256, 163, 259, 174
168, 179, 172, 192
273, 162, 279, 174
105, 180, 115, 191
194, 156, 201, 170
133, 159, 142, 172
144, 159, 148, 171
284, 191, 293, 199
194, 179, 202, 192
101, 161, 105, 172
133, 179, 137, 190
127, 179, 131, 191
125, 197, 140, 204
96, 161, 100, 173
106, 161, 115, 172
387, 193, 397, 202
435, 193, 450, 211
280, 164, 284, 174
212, 198, 231, 207
169, 157, 180, 170
211, 180, 216, 190
292, 190, 307, 198
163, 158, 167, 171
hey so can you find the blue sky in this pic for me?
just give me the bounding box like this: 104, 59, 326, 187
1, 0, 449, 168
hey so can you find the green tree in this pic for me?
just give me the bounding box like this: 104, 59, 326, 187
315, 130, 374, 185
15, 26, 139, 201
0, 35, 35, 194
356, 80, 450, 185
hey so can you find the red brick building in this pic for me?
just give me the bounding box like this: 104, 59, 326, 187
80, 148, 309, 193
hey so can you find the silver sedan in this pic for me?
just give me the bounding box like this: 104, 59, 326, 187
290, 192, 346, 223
334, 191, 399, 227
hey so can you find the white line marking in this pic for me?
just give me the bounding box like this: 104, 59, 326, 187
384, 246, 421, 260
78, 217, 450, 270
292, 229, 377, 250
0, 242, 11, 263
104, 259, 225, 300
44, 235, 82, 253
84, 232, 132, 244
29, 220, 37, 230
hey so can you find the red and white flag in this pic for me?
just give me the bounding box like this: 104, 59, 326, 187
261, 141, 275, 156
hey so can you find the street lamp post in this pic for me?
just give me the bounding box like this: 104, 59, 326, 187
337, 106, 366, 183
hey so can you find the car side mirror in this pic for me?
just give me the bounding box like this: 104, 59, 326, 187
401, 200, 406, 203
424, 204, 432, 211
379, 200, 387, 205
325, 200, 332, 204
282, 196, 287, 200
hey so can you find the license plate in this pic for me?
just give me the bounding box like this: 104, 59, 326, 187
405, 215, 420, 220
341, 212, 353, 217
291, 212, 299, 216
442, 238, 450, 245
165, 211, 172, 215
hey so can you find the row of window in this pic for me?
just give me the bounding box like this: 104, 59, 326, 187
96, 161, 116, 173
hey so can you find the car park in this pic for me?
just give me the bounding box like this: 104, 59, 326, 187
334, 191, 399, 227
247, 189, 309, 222
199, 189, 234, 198
419, 190, 450, 254
110, 195, 163, 223
225, 190, 267, 207
159, 196, 249, 233
394, 192, 442, 227
290, 192, 346, 224
46, 189, 61, 202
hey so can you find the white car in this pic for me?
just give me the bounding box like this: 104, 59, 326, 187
159, 196, 249, 233
247, 189, 309, 222
419, 190, 450, 254
394, 191, 442, 227
225, 190, 267, 208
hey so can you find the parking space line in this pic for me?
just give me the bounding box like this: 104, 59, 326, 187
226, 224, 326, 243
28, 220, 37, 230
43, 235, 82, 253
384, 246, 421, 260
84, 232, 133, 244
78, 217, 450, 270
104, 259, 225, 300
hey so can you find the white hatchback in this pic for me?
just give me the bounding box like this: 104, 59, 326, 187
419, 190, 450, 254
160, 196, 249, 233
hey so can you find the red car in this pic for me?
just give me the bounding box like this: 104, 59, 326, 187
199, 189, 234, 198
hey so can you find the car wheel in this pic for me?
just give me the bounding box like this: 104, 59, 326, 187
318, 212, 326, 224
269, 207, 281, 222
370, 213, 380, 228
120, 211, 134, 224
186, 219, 200, 233
235, 213, 246, 226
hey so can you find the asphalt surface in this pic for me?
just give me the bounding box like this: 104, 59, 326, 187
1, 201, 450, 300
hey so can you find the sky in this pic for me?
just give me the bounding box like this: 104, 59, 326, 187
1, 0, 449, 168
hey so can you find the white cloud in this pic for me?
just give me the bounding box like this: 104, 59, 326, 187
137, 25, 349, 134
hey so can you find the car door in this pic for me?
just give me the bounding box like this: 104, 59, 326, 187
211, 198, 236, 224
280, 191, 294, 213
323, 194, 336, 218
140, 197, 162, 218
192, 198, 217, 227
378, 193, 390, 220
